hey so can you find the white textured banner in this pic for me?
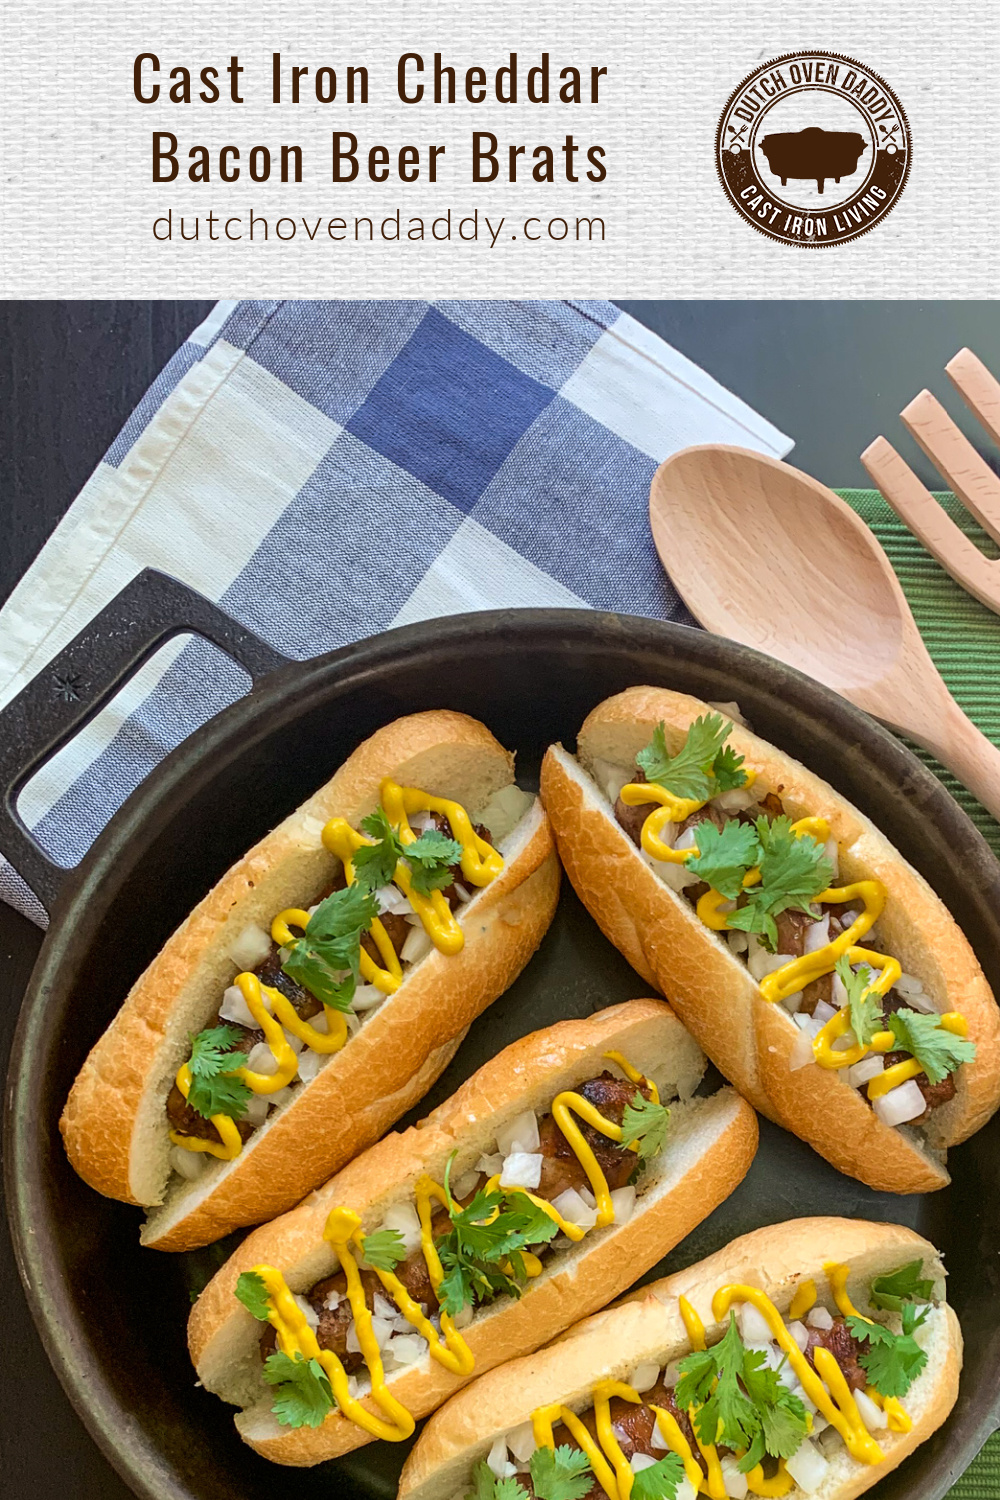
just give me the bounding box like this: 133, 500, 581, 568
1, 0, 996, 296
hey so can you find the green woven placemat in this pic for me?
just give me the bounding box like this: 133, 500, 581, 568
839, 490, 1000, 1499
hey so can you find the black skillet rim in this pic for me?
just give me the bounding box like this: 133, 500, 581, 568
5, 608, 1000, 1500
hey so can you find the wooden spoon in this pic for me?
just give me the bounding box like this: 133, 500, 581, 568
649, 443, 1000, 822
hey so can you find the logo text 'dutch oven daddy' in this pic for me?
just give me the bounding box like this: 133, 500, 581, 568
716, 52, 910, 247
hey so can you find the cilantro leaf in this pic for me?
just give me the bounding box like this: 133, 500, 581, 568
711, 744, 749, 795
262, 1350, 335, 1427
185, 1025, 252, 1120
725, 816, 833, 951
467, 1463, 501, 1500
281, 883, 380, 1011
630, 1453, 684, 1500
404, 826, 464, 895
619, 1092, 670, 1161
676, 1315, 807, 1472
835, 957, 884, 1047
354, 807, 405, 890
870, 1260, 935, 1313
636, 715, 738, 803
235, 1270, 271, 1321
361, 1229, 407, 1272
846, 1307, 929, 1398
529, 1444, 594, 1500
886, 1008, 976, 1085
435, 1157, 558, 1317
494, 1481, 529, 1500
686, 819, 761, 900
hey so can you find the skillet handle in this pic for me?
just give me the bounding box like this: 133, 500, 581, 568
0, 569, 291, 915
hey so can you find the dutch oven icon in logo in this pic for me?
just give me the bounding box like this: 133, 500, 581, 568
716, 52, 910, 246
757, 126, 866, 194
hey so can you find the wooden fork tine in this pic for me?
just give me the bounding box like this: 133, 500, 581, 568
946, 346, 1000, 450
860, 435, 1000, 612
899, 388, 1000, 546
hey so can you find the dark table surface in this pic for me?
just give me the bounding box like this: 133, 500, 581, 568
4, 298, 1000, 1498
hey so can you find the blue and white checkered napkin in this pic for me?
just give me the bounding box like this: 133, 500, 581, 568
0, 299, 791, 925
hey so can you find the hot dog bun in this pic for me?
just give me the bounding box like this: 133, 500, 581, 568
400, 1217, 961, 1500
61, 710, 560, 1251
188, 999, 758, 1464
540, 686, 1000, 1194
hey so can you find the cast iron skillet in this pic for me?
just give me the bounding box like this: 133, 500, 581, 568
4, 570, 1000, 1500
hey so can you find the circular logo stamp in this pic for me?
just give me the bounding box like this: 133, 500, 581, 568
716, 51, 910, 246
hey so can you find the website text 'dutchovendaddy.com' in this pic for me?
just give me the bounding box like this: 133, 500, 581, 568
152, 205, 606, 247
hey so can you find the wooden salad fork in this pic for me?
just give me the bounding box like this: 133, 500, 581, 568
861, 348, 1000, 613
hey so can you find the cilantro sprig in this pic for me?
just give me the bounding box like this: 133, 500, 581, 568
355, 806, 464, 897
629, 1454, 684, 1500
636, 714, 747, 804
360, 1229, 407, 1273
846, 1304, 929, 1399
676, 1314, 808, 1473
870, 1260, 935, 1312
280, 882, 380, 1011
235, 1270, 272, 1321
262, 1349, 335, 1428
835, 957, 885, 1047
185, 1025, 252, 1121
686, 819, 760, 900
619, 1092, 670, 1161
885, 1008, 976, 1083
723, 816, 833, 952
435, 1153, 559, 1318
465, 1446, 594, 1500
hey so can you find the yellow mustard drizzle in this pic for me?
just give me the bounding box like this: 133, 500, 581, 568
249, 1203, 475, 1440
549, 1061, 661, 1230
173, 781, 502, 1156
823, 1261, 913, 1435
789, 1280, 817, 1321
533, 1401, 621, 1500
711, 1284, 884, 1465
679, 1295, 706, 1351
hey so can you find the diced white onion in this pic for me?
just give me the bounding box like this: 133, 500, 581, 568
673, 826, 699, 852
475, 783, 533, 842
720, 1456, 749, 1499
351, 983, 386, 1011
297, 1049, 325, 1084
739, 1303, 774, 1345
715, 786, 757, 814
727, 929, 749, 956
282, 1027, 305, 1055
894, 973, 939, 1014
610, 1186, 636, 1225
874, 1079, 927, 1127
579, 1186, 597, 1210
268, 1085, 295, 1110
807, 1305, 834, 1331
507, 1422, 537, 1464
169, 1146, 206, 1181
346, 1320, 361, 1354
853, 1389, 886, 1432
496, 1110, 541, 1157
804, 915, 831, 954
243, 1093, 270, 1126
453, 883, 472, 904
477, 1152, 505, 1177
749, 945, 796, 984
323, 1288, 342, 1311
373, 1294, 396, 1321
500, 1152, 543, 1190
310, 1010, 330, 1035
487, 1435, 510, 1479
708, 700, 746, 725
451, 1169, 481, 1201
848, 1054, 885, 1089
218, 984, 260, 1029
816, 1426, 841, 1460
226, 923, 273, 971
813, 999, 837, 1024
375, 883, 413, 915
781, 988, 805, 1015
408, 811, 436, 833
401, 925, 434, 965
452, 1303, 474, 1330
785, 1438, 830, 1492
832, 1028, 858, 1053
824, 837, 840, 882
650, 852, 702, 893
650, 1421, 669, 1451
382, 1201, 422, 1256
628, 1361, 660, 1393
787, 1320, 809, 1351
832, 971, 848, 1008
676, 1481, 698, 1500
550, 1187, 599, 1230
294, 1294, 319, 1331
246, 1042, 280, 1075
630, 1454, 658, 1474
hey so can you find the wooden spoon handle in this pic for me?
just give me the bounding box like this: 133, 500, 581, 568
901, 694, 1000, 825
